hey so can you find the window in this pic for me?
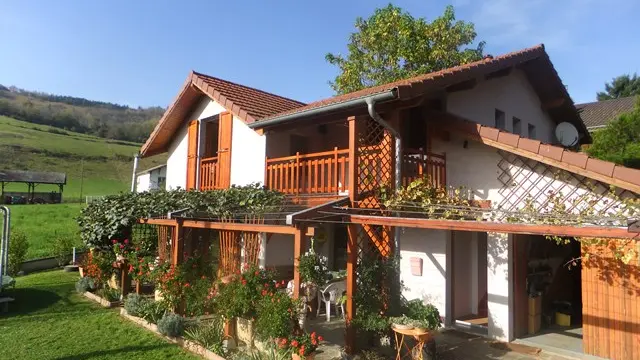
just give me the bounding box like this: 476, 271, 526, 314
528, 124, 536, 139
495, 109, 506, 130
512, 117, 522, 135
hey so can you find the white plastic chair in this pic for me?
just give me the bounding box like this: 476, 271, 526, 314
317, 280, 346, 322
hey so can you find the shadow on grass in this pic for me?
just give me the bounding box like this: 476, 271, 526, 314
0, 287, 61, 317
51, 344, 177, 360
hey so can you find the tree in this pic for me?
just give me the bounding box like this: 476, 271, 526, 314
596, 73, 640, 101
586, 99, 640, 169
325, 4, 485, 94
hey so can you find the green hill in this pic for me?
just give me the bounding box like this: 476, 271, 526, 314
0, 115, 165, 200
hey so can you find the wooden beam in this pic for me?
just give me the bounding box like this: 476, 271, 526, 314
182, 220, 299, 234
345, 223, 358, 354
347, 214, 639, 240
445, 79, 477, 93
138, 218, 177, 226
348, 116, 360, 204
288, 197, 351, 223
541, 98, 565, 110
293, 226, 306, 299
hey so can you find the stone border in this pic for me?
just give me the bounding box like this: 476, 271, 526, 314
82, 291, 121, 308
120, 309, 226, 360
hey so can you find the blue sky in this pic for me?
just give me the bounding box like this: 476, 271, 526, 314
1, 0, 638, 108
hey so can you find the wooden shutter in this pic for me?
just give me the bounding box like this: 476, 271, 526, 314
217, 112, 233, 188
186, 120, 199, 190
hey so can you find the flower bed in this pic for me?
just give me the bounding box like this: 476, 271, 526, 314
120, 309, 226, 360
83, 291, 121, 308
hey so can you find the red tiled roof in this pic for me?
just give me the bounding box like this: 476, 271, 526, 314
259, 44, 557, 122
141, 72, 305, 157
432, 111, 640, 194
192, 71, 305, 123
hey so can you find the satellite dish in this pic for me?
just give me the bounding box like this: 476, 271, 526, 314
555, 122, 579, 147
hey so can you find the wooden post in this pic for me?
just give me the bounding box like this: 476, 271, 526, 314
120, 260, 131, 298
293, 225, 306, 299
345, 223, 358, 354
172, 219, 184, 267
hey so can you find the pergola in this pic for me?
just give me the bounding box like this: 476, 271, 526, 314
0, 170, 66, 203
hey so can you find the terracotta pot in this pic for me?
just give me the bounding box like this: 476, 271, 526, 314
292, 352, 315, 360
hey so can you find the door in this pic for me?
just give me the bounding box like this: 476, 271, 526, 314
186, 120, 199, 190
217, 112, 233, 188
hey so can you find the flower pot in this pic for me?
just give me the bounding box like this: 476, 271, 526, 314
392, 323, 414, 330
292, 352, 315, 360
236, 317, 255, 346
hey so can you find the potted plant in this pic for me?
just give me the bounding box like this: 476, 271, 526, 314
389, 315, 414, 330
404, 300, 442, 333
280, 331, 323, 360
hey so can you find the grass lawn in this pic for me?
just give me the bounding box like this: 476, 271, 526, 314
0, 115, 166, 200
0, 270, 198, 360
8, 203, 85, 260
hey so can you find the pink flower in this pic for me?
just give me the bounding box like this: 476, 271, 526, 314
112, 239, 117, 244
124, 239, 129, 244
119, 244, 124, 249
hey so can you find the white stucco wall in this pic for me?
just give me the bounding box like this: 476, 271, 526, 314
165, 98, 226, 190
487, 232, 513, 341
230, 116, 266, 186
399, 228, 449, 319
136, 173, 151, 193
446, 70, 556, 143
265, 234, 295, 267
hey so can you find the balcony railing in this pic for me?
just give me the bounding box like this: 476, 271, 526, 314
265, 148, 350, 195
199, 156, 220, 191
402, 148, 446, 188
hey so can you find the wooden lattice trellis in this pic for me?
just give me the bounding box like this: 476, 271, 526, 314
496, 150, 636, 217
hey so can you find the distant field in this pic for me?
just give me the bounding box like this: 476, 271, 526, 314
0, 115, 165, 200
8, 203, 85, 260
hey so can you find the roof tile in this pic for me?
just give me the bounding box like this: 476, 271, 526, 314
480, 127, 500, 141
613, 166, 640, 187
539, 144, 564, 161
517, 137, 541, 154
561, 151, 588, 169
497, 132, 520, 148
586, 158, 615, 177
576, 96, 638, 129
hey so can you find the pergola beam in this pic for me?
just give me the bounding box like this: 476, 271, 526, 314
139, 218, 314, 236
346, 214, 639, 240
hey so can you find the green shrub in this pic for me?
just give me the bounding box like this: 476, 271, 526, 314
157, 313, 185, 337
255, 289, 298, 340
98, 288, 121, 302
51, 234, 75, 266
124, 293, 147, 317
8, 230, 29, 276
75, 277, 96, 293
140, 300, 167, 324
184, 317, 225, 356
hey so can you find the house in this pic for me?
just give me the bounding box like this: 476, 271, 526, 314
577, 95, 638, 132
139, 44, 640, 359
135, 164, 167, 192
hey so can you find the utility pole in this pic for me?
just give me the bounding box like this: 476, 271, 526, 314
131, 153, 140, 192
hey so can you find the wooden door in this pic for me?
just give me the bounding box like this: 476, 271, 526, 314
186, 120, 199, 190
217, 112, 233, 188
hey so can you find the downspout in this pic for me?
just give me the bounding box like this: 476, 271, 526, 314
364, 97, 402, 257
131, 153, 140, 192
0, 206, 10, 278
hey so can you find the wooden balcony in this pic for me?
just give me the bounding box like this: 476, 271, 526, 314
199, 156, 220, 191
402, 148, 446, 188
265, 148, 350, 195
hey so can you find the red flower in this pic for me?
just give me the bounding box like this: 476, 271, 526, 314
124, 239, 129, 244
184, 282, 191, 288
261, 290, 267, 296
264, 283, 269, 287
201, 275, 206, 280
275, 282, 280, 288
242, 280, 247, 285
291, 340, 299, 348
128, 264, 133, 273
311, 332, 316, 339
112, 239, 117, 244
299, 346, 305, 356
318, 335, 324, 342
255, 270, 260, 275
